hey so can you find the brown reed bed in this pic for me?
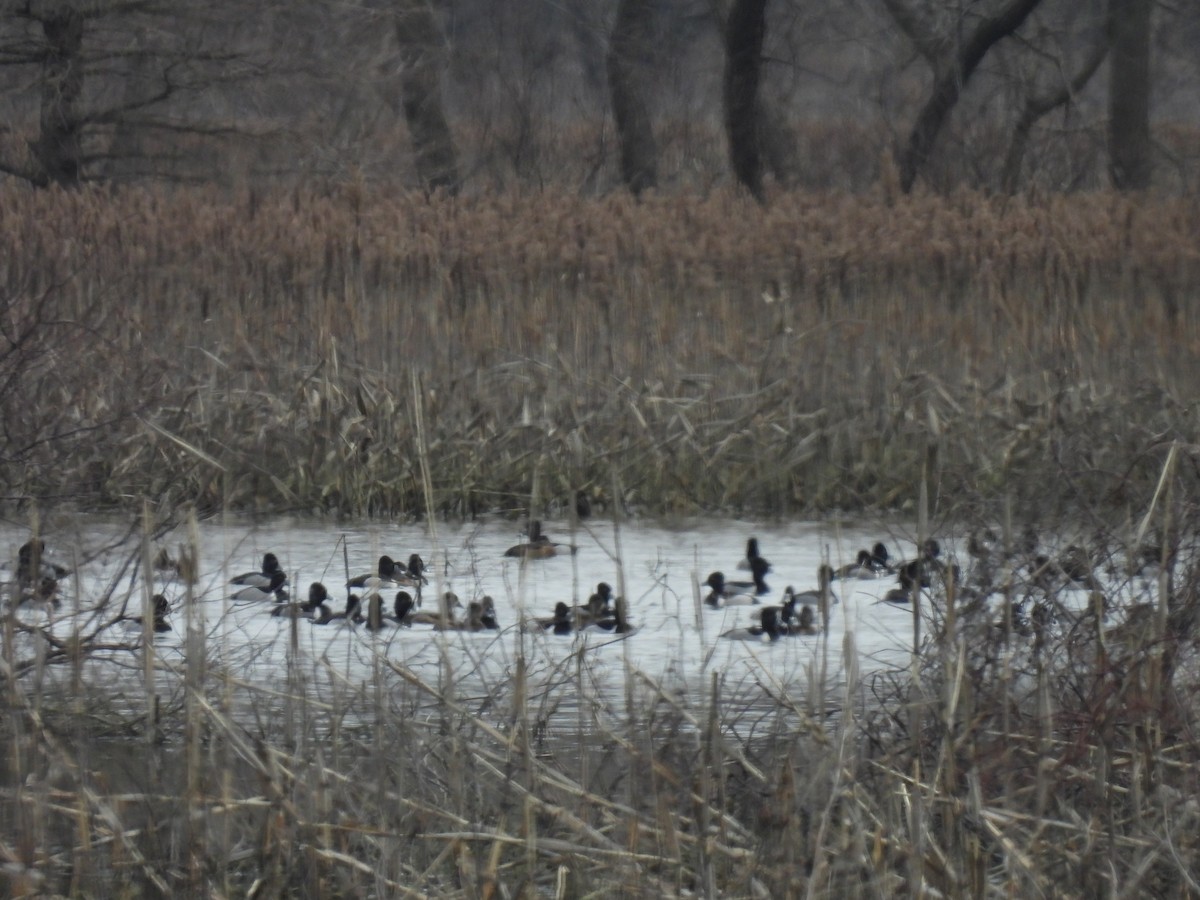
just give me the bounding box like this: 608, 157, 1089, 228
0, 184, 1197, 520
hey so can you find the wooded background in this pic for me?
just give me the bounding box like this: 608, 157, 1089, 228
0, 0, 1192, 195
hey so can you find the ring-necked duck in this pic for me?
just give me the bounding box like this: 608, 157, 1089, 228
272, 582, 330, 619
504, 521, 575, 559
784, 565, 839, 608
348, 555, 403, 590
232, 569, 289, 603
408, 592, 465, 627
127, 594, 172, 633
834, 549, 877, 579
17, 539, 70, 587
721, 606, 784, 642
704, 560, 770, 608
530, 601, 574, 636
231, 552, 286, 589
736, 537, 772, 573
313, 592, 364, 625
869, 542, 894, 574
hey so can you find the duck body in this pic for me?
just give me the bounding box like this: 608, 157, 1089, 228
834, 549, 878, 580
504, 521, 574, 559
231, 552, 285, 589
348, 555, 402, 589
705, 556, 770, 608
127, 594, 172, 633
232, 569, 288, 603
784, 565, 839, 608
272, 582, 329, 619
721, 606, 784, 642
736, 537, 771, 573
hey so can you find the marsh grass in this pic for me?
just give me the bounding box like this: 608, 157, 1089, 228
0, 185, 1196, 519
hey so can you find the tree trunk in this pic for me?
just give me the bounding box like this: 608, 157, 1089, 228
395, 0, 459, 193
1107, 0, 1153, 190
1001, 38, 1108, 193
893, 0, 1043, 193
606, 0, 658, 195
31, 8, 85, 188
723, 0, 768, 203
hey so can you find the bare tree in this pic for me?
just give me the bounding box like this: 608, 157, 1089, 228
1107, 0, 1152, 189
393, 0, 459, 192
607, 0, 658, 195
723, 0, 768, 202
1001, 33, 1108, 192
882, 0, 1045, 192
0, 2, 283, 187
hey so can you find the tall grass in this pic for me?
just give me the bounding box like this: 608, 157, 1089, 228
0, 184, 1197, 520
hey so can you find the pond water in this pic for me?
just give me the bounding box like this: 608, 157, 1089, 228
4, 515, 1123, 726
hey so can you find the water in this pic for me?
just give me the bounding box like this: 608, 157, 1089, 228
4, 515, 934, 710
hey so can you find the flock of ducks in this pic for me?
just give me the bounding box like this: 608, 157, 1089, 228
14, 522, 1140, 645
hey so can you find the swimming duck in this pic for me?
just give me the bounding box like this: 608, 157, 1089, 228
720, 606, 784, 642
896, 539, 944, 588
393, 590, 416, 625
879, 559, 921, 604
868, 542, 894, 574
788, 604, 819, 635
785, 565, 839, 608
230, 552, 286, 589
833, 549, 878, 580
231, 569, 288, 603
705, 555, 771, 607
17, 539, 70, 587
313, 592, 364, 625
348, 555, 404, 590
394, 553, 428, 588
127, 594, 172, 633
504, 521, 574, 559
478, 595, 499, 630
573, 583, 617, 628
438, 600, 496, 632
736, 537, 772, 573
408, 592, 465, 627
272, 582, 330, 619
530, 601, 575, 636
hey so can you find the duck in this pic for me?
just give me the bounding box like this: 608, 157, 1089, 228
348, 554, 404, 590
530, 601, 575, 636
392, 590, 416, 625
868, 542, 894, 574
313, 592, 364, 625
439, 600, 497, 632
365, 593, 393, 631
736, 537, 772, 573
478, 595, 499, 630
394, 553, 428, 589
573, 582, 617, 628
504, 521, 574, 559
408, 592, 465, 627
704, 555, 771, 607
720, 606, 784, 642
833, 549, 878, 579
784, 565, 839, 608
126, 594, 172, 633
230, 552, 286, 589
271, 582, 330, 619
787, 604, 819, 635
231, 569, 288, 603
896, 539, 943, 588
17, 539, 70, 587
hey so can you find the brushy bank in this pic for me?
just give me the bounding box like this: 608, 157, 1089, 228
0, 184, 1197, 521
